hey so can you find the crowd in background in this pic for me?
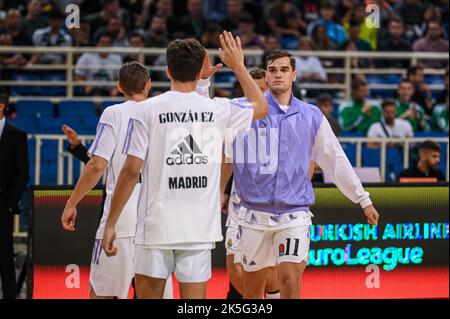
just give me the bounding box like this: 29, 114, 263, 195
0, 0, 448, 136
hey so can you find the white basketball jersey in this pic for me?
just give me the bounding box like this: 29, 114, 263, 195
88, 101, 142, 239
123, 91, 254, 248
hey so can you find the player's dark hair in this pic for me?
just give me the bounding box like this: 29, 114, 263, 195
250, 68, 266, 80
265, 49, 296, 71
118, 62, 150, 95
420, 140, 442, 153
166, 39, 205, 82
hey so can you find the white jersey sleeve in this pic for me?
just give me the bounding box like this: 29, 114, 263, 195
122, 116, 150, 161
87, 108, 118, 162
223, 98, 254, 158
312, 115, 373, 209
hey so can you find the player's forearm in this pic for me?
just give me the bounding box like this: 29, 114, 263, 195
233, 67, 268, 119
105, 167, 140, 228
66, 159, 106, 207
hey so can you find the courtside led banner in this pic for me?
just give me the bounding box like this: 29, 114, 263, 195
29, 184, 449, 298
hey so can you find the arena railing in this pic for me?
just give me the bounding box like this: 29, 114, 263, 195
0, 47, 448, 102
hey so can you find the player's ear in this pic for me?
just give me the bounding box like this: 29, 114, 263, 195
165, 67, 173, 81
292, 69, 297, 82
145, 79, 152, 93
117, 83, 125, 94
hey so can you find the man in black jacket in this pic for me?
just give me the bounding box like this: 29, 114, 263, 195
0, 87, 29, 299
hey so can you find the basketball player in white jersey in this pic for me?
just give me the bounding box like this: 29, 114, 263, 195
60, 60, 222, 299
101, 32, 269, 299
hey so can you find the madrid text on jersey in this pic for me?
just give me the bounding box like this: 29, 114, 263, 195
168, 176, 208, 189
159, 111, 215, 124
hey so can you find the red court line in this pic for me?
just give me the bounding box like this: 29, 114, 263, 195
33, 266, 449, 299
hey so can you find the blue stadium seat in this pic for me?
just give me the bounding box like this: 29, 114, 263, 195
7, 117, 39, 133
79, 116, 99, 135
341, 143, 356, 166
42, 73, 67, 96
10, 72, 45, 96
15, 100, 54, 118
59, 101, 97, 118
38, 116, 83, 134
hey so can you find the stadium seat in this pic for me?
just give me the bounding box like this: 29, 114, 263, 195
15, 100, 54, 118
38, 116, 83, 134
7, 117, 39, 133
59, 101, 97, 118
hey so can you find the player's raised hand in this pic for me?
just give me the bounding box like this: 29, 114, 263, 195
102, 226, 118, 257
364, 205, 379, 225
218, 31, 244, 71
61, 205, 77, 231
61, 124, 81, 147
201, 49, 223, 79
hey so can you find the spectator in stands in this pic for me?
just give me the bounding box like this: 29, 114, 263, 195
412, 20, 449, 68
22, 0, 47, 38
264, 0, 307, 43
340, 18, 372, 52
407, 66, 433, 115
30, 9, 72, 65
264, 32, 282, 51
410, 5, 446, 42
145, 0, 177, 39
200, 22, 222, 49
237, 14, 264, 67
338, 79, 382, 134
317, 93, 340, 136
367, 99, 414, 148
220, 0, 249, 34
310, 23, 335, 51
238, 14, 265, 49
307, 0, 347, 46
398, 140, 446, 181
377, 17, 411, 69
74, 32, 123, 96
394, 0, 425, 41
93, 15, 128, 47
0, 8, 32, 68
177, 0, 207, 39
396, 79, 428, 132
295, 37, 327, 83
124, 32, 154, 66
342, 3, 378, 50
146, 14, 169, 48
298, 0, 320, 25
203, 0, 228, 22
85, 0, 131, 40
432, 95, 448, 133
69, 18, 91, 48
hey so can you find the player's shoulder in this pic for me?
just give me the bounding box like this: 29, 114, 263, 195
297, 98, 324, 121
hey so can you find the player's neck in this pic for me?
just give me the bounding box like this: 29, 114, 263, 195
171, 80, 197, 93
124, 94, 147, 102
271, 89, 292, 106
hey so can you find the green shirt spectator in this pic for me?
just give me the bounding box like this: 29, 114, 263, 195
432, 102, 449, 133
396, 79, 429, 132
339, 79, 382, 134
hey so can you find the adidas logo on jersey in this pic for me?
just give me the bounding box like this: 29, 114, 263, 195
166, 135, 208, 166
